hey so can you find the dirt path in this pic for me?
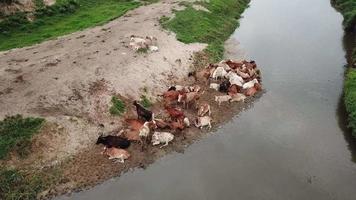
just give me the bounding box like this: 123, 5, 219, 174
0, 0, 205, 167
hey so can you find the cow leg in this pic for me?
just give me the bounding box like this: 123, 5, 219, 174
118, 155, 124, 163
208, 122, 212, 130
160, 141, 168, 148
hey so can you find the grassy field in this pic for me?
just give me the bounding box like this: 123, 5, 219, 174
160, 0, 249, 62
0, 0, 141, 51
332, 0, 356, 31
0, 115, 44, 159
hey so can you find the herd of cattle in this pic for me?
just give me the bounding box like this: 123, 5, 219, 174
96, 59, 262, 163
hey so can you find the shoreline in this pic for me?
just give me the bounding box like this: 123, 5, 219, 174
331, 0, 356, 138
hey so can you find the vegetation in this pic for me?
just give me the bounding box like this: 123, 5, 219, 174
109, 96, 126, 116
0, 167, 61, 200
34, 0, 46, 9
332, 0, 356, 137
332, 0, 356, 31
0, 115, 44, 159
160, 0, 249, 61
344, 51, 356, 137
137, 47, 149, 53
140, 95, 152, 108
0, 0, 141, 51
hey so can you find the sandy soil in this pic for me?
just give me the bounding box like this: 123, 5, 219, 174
0, 0, 205, 168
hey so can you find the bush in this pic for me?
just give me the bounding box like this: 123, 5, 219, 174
109, 96, 126, 116
0, 12, 29, 33
0, 115, 45, 159
34, 0, 79, 17
345, 66, 356, 137
344, 49, 356, 137
332, 0, 356, 31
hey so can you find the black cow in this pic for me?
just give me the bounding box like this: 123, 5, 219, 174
96, 135, 131, 149
133, 101, 153, 121
219, 80, 231, 93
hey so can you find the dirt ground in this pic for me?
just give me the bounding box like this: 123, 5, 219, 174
0, 0, 263, 199
0, 0, 205, 169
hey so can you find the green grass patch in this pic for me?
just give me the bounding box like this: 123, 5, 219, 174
137, 47, 149, 53
0, 167, 61, 200
344, 49, 356, 137
34, 0, 46, 9
0, 0, 141, 51
332, 0, 356, 31
109, 96, 126, 116
0, 115, 45, 159
140, 95, 152, 108
161, 0, 249, 62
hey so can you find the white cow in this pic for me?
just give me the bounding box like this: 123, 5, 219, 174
230, 93, 246, 102
209, 83, 220, 91
152, 132, 174, 148
242, 79, 259, 90
211, 67, 227, 80
215, 95, 232, 106
195, 116, 212, 130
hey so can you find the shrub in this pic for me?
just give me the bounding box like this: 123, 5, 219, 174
109, 96, 126, 115
332, 0, 356, 31
0, 115, 45, 159
344, 64, 356, 137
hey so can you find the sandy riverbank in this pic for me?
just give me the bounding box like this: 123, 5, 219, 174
0, 0, 262, 199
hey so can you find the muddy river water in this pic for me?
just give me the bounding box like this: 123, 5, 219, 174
58, 0, 356, 199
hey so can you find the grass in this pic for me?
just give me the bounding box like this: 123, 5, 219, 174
160, 0, 249, 62
137, 47, 149, 53
34, 0, 46, 9
140, 95, 152, 108
0, 0, 141, 51
109, 96, 126, 116
332, 0, 356, 31
344, 50, 356, 137
333, 0, 356, 137
0, 115, 45, 159
0, 167, 62, 200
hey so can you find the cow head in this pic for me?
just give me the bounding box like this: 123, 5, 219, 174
96, 135, 105, 145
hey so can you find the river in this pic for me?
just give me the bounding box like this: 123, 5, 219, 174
57, 0, 356, 199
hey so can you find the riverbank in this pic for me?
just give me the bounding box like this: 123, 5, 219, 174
0, 0, 253, 199
332, 0, 356, 137
344, 51, 356, 137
